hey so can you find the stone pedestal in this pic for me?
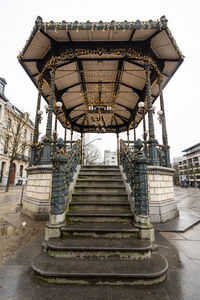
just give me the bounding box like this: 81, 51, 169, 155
148, 165, 179, 223
22, 165, 52, 220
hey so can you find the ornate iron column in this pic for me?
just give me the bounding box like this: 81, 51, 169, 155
53, 113, 57, 142
159, 81, 171, 168
117, 132, 120, 165
134, 128, 136, 142
70, 129, 73, 149
145, 63, 158, 165
64, 128, 67, 153
50, 138, 68, 215
127, 129, 130, 147
30, 78, 43, 166
143, 114, 148, 158
41, 66, 56, 165
133, 139, 149, 217
81, 132, 83, 165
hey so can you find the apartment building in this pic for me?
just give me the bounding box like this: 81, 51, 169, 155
177, 143, 200, 187
0, 77, 34, 185
104, 150, 117, 166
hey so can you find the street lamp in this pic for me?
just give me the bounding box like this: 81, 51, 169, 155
53, 101, 63, 141
157, 110, 163, 124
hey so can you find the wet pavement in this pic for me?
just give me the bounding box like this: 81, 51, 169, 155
1, 229, 200, 300
0, 186, 25, 210
0, 186, 200, 299
174, 186, 200, 218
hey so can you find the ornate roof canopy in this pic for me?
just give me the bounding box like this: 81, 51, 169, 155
18, 16, 184, 133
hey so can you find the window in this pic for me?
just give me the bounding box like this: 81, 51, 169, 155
0, 82, 3, 94
7, 118, 11, 130
30, 133, 33, 142
4, 137, 9, 154
19, 165, 23, 177
22, 144, 25, 156
0, 105, 2, 120
0, 162, 6, 183
24, 129, 27, 139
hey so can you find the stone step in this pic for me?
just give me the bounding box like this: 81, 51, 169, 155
67, 210, 133, 223
61, 222, 139, 238
70, 202, 130, 212
74, 185, 125, 193
76, 179, 124, 187
81, 165, 119, 169
79, 169, 121, 174
72, 192, 128, 202
32, 252, 168, 285
46, 237, 152, 259
78, 174, 122, 180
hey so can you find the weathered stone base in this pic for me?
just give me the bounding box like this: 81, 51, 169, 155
148, 165, 179, 223
22, 165, 52, 221
22, 197, 50, 221
149, 199, 179, 223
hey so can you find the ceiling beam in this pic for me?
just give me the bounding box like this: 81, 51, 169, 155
114, 59, 124, 96
77, 57, 124, 62
116, 102, 134, 114
114, 113, 129, 123
129, 29, 136, 42
67, 31, 72, 42
57, 82, 81, 97
77, 59, 88, 105
120, 82, 142, 97
125, 58, 144, 69
146, 29, 164, 41
40, 29, 56, 43
71, 113, 85, 122
56, 58, 77, 69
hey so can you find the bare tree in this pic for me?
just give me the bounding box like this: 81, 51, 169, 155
0, 111, 31, 192
83, 135, 102, 165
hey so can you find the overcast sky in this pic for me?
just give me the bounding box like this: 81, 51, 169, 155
1, 0, 199, 161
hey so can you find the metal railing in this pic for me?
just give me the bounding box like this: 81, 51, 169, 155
50, 138, 81, 215
120, 139, 149, 217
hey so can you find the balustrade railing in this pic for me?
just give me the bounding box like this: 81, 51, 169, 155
120, 139, 149, 217
120, 140, 135, 190
121, 139, 170, 168
30, 139, 79, 167
157, 144, 167, 167
50, 138, 81, 215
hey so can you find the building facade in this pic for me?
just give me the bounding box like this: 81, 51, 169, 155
177, 143, 200, 187
104, 150, 117, 165
0, 77, 34, 185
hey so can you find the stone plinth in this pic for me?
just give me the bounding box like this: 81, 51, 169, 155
148, 165, 179, 223
22, 165, 52, 220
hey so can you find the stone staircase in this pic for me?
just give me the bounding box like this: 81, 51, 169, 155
32, 165, 168, 285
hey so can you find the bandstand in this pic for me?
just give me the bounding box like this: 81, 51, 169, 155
18, 16, 184, 285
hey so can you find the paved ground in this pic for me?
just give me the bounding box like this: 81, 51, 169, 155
160, 187, 200, 269
0, 186, 200, 299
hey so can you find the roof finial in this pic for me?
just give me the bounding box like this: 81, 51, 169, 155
160, 16, 168, 27
35, 16, 43, 30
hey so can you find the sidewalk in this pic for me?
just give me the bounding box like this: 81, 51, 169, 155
0, 187, 200, 299
0, 185, 25, 192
